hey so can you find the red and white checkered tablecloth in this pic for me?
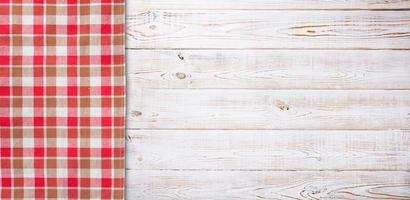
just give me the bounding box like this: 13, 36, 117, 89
0, 0, 125, 199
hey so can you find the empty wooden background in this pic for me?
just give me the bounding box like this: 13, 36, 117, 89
125, 0, 410, 199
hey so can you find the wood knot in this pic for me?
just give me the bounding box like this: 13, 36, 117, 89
175, 72, 186, 79
131, 110, 142, 117
275, 100, 289, 111
149, 25, 157, 29
307, 30, 315, 33
126, 134, 132, 141
303, 186, 326, 195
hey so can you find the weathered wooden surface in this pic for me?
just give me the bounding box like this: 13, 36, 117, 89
127, 89, 410, 130
127, 130, 410, 170
125, 0, 410, 198
127, 50, 410, 89
126, 11, 410, 49
128, 0, 410, 10
126, 170, 410, 200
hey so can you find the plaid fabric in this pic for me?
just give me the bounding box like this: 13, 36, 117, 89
0, 0, 125, 199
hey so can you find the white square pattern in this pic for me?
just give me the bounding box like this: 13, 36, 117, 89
56, 76, 67, 87
55, 15, 67, 25
89, 14, 101, 25
56, 106, 68, 117
21, 15, 33, 25
56, 137, 67, 148
89, 76, 101, 86
90, 168, 101, 178
21, 75, 34, 86
22, 106, 34, 117
56, 166, 67, 177
90, 137, 102, 148
56, 45, 67, 56
22, 137, 35, 148
89, 107, 101, 117
23, 168, 35, 178
22, 46, 34, 56
89, 45, 101, 56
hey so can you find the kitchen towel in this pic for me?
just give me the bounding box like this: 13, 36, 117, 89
0, 0, 125, 199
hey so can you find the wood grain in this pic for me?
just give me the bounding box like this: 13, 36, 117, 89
127, 50, 410, 89
127, 89, 410, 130
126, 11, 410, 49
126, 170, 410, 200
125, 0, 410, 198
128, 0, 410, 10
126, 130, 410, 170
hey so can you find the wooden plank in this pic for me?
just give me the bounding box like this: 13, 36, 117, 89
127, 0, 410, 10
127, 89, 410, 130
126, 170, 410, 200
127, 50, 410, 89
126, 11, 410, 49
126, 130, 410, 170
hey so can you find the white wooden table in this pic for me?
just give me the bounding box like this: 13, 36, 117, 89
125, 0, 410, 199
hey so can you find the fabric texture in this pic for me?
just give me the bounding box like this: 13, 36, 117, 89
0, 0, 125, 199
